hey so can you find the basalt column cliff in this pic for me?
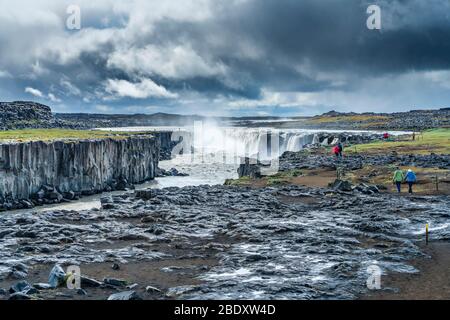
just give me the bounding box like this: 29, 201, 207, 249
0, 136, 160, 210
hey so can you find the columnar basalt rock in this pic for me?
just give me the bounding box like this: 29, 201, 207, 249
0, 136, 160, 209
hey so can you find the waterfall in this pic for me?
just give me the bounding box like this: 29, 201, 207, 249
180, 126, 317, 160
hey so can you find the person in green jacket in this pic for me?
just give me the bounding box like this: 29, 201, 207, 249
392, 167, 404, 193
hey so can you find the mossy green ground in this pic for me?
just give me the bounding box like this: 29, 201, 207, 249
225, 169, 303, 186
0, 129, 152, 142
309, 115, 391, 124
346, 128, 450, 155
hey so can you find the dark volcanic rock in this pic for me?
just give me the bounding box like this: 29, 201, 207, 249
81, 276, 103, 288
329, 179, 353, 192
156, 167, 189, 177
8, 292, 33, 300
237, 158, 262, 178
103, 278, 127, 287
0, 182, 448, 300
9, 281, 38, 295
279, 152, 450, 172
107, 291, 142, 300
0, 101, 83, 130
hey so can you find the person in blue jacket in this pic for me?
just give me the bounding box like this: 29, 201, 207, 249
405, 169, 417, 194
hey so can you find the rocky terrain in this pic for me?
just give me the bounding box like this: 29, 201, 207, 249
278, 152, 450, 172
0, 184, 448, 300
0, 102, 81, 130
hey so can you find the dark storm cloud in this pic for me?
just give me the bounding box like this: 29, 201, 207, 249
1, 0, 450, 114
121, 0, 450, 101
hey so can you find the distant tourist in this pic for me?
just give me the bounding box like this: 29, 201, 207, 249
405, 169, 417, 194
383, 132, 389, 140
337, 142, 343, 158
332, 145, 340, 159
392, 167, 404, 193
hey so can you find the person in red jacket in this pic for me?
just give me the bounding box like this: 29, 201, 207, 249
383, 132, 389, 139
332, 145, 340, 159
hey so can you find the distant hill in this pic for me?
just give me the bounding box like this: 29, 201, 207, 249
0, 101, 66, 130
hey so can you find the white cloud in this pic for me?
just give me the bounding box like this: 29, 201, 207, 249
105, 78, 178, 99
48, 93, 61, 103
108, 44, 227, 80
25, 87, 44, 98
228, 89, 320, 109
60, 78, 82, 96
25, 86, 62, 103
424, 71, 450, 89
0, 70, 11, 78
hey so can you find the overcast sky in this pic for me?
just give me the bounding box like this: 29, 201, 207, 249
1, 0, 450, 116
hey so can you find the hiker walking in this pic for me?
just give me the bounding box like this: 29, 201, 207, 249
332, 145, 340, 159
392, 167, 404, 193
405, 169, 417, 194
337, 142, 343, 158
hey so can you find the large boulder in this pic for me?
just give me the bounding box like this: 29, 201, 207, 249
329, 179, 353, 192
237, 157, 262, 178
107, 291, 142, 300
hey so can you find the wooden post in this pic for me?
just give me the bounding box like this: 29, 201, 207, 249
435, 175, 439, 191
426, 224, 429, 245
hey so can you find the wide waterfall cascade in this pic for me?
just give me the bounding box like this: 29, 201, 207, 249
180, 126, 318, 160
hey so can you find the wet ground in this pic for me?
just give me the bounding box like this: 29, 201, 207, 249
363, 242, 450, 299
1, 183, 448, 300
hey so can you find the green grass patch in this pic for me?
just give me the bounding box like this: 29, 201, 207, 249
0, 129, 152, 142
225, 169, 304, 187
309, 115, 391, 124
224, 176, 252, 186
347, 128, 450, 155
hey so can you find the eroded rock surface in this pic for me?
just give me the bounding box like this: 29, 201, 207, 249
279, 152, 450, 172
0, 184, 448, 299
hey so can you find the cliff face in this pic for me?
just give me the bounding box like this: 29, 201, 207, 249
0, 136, 159, 209
157, 131, 183, 160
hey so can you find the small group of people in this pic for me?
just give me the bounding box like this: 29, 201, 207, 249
393, 168, 417, 194
332, 142, 344, 159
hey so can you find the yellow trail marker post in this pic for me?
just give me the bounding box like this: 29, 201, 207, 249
426, 224, 429, 245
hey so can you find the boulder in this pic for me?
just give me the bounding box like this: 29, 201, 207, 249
107, 291, 142, 300
80, 276, 102, 288
103, 278, 127, 287
48, 264, 66, 288
9, 281, 38, 295
329, 179, 353, 192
